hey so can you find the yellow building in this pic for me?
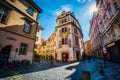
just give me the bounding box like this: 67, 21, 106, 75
49, 32, 56, 59
84, 40, 92, 57
0, 0, 42, 63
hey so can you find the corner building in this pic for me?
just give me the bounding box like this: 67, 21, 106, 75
56, 11, 84, 62
0, 0, 42, 63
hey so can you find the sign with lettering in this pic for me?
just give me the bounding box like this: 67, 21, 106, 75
6, 37, 17, 41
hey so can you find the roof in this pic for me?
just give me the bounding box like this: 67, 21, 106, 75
27, 0, 42, 13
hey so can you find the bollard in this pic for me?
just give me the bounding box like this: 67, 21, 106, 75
82, 71, 91, 80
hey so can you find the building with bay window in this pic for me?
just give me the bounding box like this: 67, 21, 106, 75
0, 0, 42, 63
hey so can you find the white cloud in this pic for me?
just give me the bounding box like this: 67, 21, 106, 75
77, 0, 81, 2
52, 4, 72, 16
62, 5, 72, 11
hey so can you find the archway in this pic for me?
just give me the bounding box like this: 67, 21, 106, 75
62, 52, 69, 62
0, 45, 12, 64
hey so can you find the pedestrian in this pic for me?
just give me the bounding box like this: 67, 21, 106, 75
50, 56, 54, 64
103, 53, 106, 67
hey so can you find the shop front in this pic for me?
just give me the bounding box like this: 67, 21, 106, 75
106, 40, 120, 62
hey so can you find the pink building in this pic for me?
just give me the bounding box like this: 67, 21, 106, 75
89, 0, 120, 62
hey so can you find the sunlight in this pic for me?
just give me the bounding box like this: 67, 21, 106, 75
89, 4, 98, 15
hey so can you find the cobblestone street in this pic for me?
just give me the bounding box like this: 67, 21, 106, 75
0, 59, 120, 80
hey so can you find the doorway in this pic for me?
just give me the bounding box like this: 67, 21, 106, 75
62, 52, 69, 62
0, 45, 12, 64
76, 51, 80, 61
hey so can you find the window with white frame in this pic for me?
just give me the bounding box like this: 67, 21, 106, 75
19, 43, 28, 55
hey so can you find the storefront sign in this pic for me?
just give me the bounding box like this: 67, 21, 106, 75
6, 37, 17, 41
107, 42, 115, 48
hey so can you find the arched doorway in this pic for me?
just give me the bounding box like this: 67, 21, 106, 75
76, 52, 80, 61
62, 52, 69, 62
0, 45, 12, 64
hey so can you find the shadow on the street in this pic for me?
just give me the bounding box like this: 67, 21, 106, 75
0, 61, 69, 78
65, 59, 100, 80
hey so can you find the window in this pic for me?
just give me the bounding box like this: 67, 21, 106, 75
61, 27, 67, 32
23, 21, 31, 33
61, 18, 67, 24
19, 43, 28, 55
65, 27, 67, 32
75, 36, 79, 46
62, 38, 68, 44
109, 8, 113, 17
36, 28, 39, 32
0, 5, 9, 24
74, 28, 78, 34
27, 7, 34, 16
114, 3, 119, 11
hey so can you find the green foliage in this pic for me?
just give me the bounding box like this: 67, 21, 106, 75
33, 52, 46, 62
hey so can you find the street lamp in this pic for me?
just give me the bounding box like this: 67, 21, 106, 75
13, 48, 18, 61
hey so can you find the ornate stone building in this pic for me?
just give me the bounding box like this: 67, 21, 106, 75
0, 0, 42, 63
55, 11, 84, 62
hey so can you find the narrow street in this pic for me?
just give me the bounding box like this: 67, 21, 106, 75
0, 59, 120, 80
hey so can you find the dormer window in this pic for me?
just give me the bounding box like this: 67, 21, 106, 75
27, 7, 34, 16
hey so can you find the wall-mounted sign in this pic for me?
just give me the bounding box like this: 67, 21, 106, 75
6, 37, 17, 41
107, 42, 115, 48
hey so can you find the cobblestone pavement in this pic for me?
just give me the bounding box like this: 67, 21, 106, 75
0, 59, 120, 80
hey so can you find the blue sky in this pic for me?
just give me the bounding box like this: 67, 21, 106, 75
34, 0, 96, 41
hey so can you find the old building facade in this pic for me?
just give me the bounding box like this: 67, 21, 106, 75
84, 40, 92, 57
55, 11, 84, 62
35, 24, 43, 54
89, 0, 120, 62
49, 32, 56, 59
0, 0, 42, 63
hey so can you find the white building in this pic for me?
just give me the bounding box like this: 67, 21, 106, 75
55, 11, 84, 62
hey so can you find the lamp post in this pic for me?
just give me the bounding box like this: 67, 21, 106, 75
13, 48, 18, 61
